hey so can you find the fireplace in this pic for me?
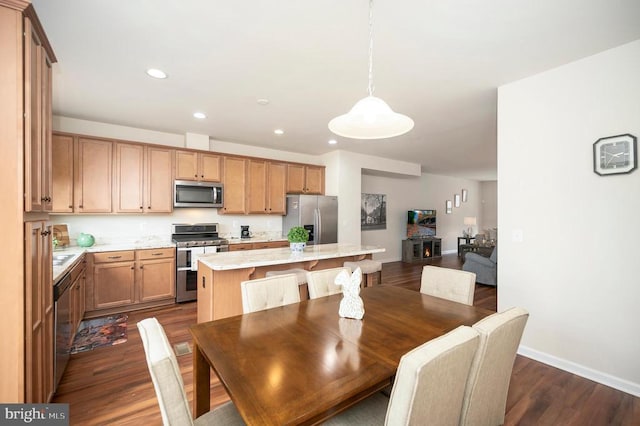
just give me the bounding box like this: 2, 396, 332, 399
423, 246, 432, 258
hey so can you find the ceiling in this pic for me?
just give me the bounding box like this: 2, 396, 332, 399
33, 0, 640, 181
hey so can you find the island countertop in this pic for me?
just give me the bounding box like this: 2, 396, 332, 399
198, 243, 385, 271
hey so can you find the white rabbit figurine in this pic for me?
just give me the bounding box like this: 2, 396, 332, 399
334, 267, 365, 320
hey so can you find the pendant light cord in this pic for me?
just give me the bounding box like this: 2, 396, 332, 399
367, 0, 374, 97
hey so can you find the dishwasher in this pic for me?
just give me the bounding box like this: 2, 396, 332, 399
54, 271, 73, 390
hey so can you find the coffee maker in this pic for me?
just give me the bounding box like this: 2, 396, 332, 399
241, 225, 250, 239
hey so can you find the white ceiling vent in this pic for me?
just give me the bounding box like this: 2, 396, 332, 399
185, 132, 210, 151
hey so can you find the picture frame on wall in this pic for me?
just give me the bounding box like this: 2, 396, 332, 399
446, 200, 452, 214
462, 189, 468, 202
454, 194, 461, 207
361, 193, 387, 230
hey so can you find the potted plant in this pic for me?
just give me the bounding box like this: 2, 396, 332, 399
287, 226, 309, 253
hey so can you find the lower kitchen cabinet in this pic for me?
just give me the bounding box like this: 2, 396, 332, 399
85, 247, 175, 317
69, 255, 86, 335
229, 241, 289, 251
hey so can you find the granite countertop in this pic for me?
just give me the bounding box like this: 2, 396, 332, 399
198, 243, 385, 271
52, 240, 175, 283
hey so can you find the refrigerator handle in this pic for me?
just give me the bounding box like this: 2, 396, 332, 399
315, 208, 322, 244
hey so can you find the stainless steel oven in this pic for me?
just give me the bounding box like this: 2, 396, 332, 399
172, 223, 228, 303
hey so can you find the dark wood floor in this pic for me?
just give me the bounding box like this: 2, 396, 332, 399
53, 255, 639, 425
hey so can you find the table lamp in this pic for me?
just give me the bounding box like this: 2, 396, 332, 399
463, 217, 476, 237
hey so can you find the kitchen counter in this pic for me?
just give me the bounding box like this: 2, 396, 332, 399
197, 243, 385, 321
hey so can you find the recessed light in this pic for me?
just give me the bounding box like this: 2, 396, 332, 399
328, 139, 338, 145
257, 99, 270, 106
274, 129, 284, 135
146, 68, 167, 79
193, 112, 207, 119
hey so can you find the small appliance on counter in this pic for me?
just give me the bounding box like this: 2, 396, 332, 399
241, 225, 251, 239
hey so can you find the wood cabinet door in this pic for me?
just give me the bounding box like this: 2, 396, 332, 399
247, 159, 267, 214
138, 257, 176, 302
221, 156, 247, 214
75, 137, 113, 212
114, 142, 144, 212
228, 243, 253, 251
175, 150, 198, 180
93, 262, 135, 309
286, 164, 306, 193
200, 153, 222, 182
304, 166, 325, 194
145, 146, 174, 212
52, 134, 74, 212
267, 162, 287, 214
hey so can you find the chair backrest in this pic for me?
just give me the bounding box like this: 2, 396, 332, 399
241, 274, 300, 313
306, 267, 350, 299
459, 307, 529, 426
137, 317, 194, 426
420, 266, 476, 305
386, 326, 480, 425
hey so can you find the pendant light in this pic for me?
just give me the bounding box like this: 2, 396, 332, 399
329, 0, 414, 139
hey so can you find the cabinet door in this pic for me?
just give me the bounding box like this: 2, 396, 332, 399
138, 257, 176, 302
247, 159, 267, 214
175, 150, 198, 180
145, 146, 174, 212
93, 262, 135, 309
75, 137, 113, 212
228, 243, 253, 251
304, 165, 324, 194
221, 156, 247, 214
286, 164, 306, 193
267, 162, 287, 214
114, 142, 144, 213
52, 134, 74, 212
200, 153, 222, 182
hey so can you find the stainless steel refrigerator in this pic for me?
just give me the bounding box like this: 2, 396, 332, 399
283, 195, 338, 245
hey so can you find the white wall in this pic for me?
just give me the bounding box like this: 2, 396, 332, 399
480, 181, 497, 230
498, 39, 640, 396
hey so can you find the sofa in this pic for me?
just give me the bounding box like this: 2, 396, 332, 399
462, 245, 497, 286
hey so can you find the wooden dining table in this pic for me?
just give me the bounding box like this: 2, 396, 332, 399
190, 286, 492, 425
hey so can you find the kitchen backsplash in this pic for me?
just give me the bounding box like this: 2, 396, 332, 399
51, 209, 284, 246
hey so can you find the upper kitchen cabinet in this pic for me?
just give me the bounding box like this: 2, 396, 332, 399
114, 142, 173, 213
286, 164, 325, 195
74, 137, 113, 213
52, 134, 74, 212
24, 12, 55, 212
220, 156, 246, 214
175, 150, 221, 182
246, 159, 286, 214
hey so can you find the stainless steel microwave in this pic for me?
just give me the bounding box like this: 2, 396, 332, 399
174, 180, 223, 208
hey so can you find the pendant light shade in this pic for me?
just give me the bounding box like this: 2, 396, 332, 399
328, 96, 414, 139
328, 0, 413, 140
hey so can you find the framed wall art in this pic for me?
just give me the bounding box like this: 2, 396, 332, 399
445, 200, 452, 214
361, 193, 387, 230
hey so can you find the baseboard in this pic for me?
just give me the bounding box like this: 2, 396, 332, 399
442, 249, 457, 255
518, 345, 640, 397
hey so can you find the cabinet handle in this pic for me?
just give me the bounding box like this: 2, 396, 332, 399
131, 266, 134, 270
202, 276, 205, 289
68, 205, 73, 209
148, 206, 151, 209
140, 266, 143, 269
108, 255, 122, 259
139, 206, 143, 209
201, 175, 204, 178
79, 205, 83, 208
151, 252, 163, 256
194, 174, 198, 178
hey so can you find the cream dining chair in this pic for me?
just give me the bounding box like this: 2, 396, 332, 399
306, 267, 351, 299
322, 325, 480, 425
137, 317, 244, 426
240, 274, 300, 313
460, 307, 529, 426
420, 265, 476, 306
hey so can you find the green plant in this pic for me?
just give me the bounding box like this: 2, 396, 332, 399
287, 226, 309, 243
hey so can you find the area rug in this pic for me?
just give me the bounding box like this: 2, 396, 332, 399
70, 314, 128, 354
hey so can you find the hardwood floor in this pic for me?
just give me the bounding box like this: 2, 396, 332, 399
53, 255, 639, 425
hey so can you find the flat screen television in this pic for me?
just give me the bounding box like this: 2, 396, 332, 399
407, 209, 436, 238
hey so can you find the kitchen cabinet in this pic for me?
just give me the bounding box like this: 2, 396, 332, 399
246, 160, 287, 214
175, 150, 221, 182
24, 220, 54, 403
24, 16, 53, 213
220, 156, 247, 214
86, 248, 175, 317
68, 255, 86, 336
52, 134, 74, 212
74, 137, 113, 213
114, 142, 174, 213
228, 241, 289, 251
286, 164, 325, 194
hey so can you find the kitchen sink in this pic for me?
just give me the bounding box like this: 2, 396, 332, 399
53, 253, 76, 267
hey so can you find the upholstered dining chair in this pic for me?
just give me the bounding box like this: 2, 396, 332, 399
322, 325, 480, 425
420, 266, 476, 306
306, 267, 351, 299
459, 307, 529, 426
240, 274, 300, 313
137, 318, 245, 426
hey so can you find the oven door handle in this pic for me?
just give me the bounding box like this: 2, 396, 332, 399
177, 266, 192, 272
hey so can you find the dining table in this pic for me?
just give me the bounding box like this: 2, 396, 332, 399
190, 285, 492, 425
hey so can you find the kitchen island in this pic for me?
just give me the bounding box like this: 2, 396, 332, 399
196, 243, 385, 322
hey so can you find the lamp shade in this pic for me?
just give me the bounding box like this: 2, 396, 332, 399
328, 96, 414, 139
463, 217, 477, 226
